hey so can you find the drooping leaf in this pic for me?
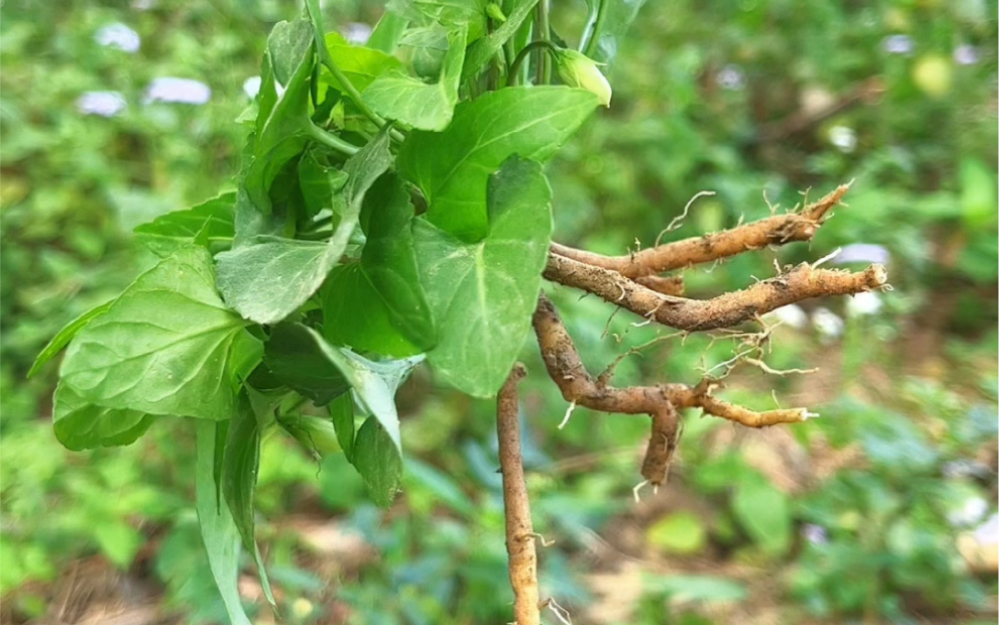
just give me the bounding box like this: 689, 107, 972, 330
52, 384, 156, 451
59, 247, 252, 421
29, 299, 114, 378
329, 393, 356, 462
323, 173, 435, 355
414, 157, 552, 397
461, 0, 539, 80
299, 326, 422, 451
133, 193, 236, 258
361, 25, 466, 131
367, 11, 409, 53
216, 129, 394, 325
397, 86, 597, 240
353, 417, 403, 508
195, 420, 252, 625
263, 323, 350, 405
581, 0, 649, 64
732, 475, 791, 556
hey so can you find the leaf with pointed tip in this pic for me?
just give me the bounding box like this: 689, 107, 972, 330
414, 157, 552, 397
361, 26, 466, 131
216, 130, 394, 325
397, 86, 597, 241
29, 299, 114, 378
134, 193, 236, 258
196, 421, 252, 625
367, 11, 409, 53
52, 384, 156, 451
298, 325, 422, 451
353, 417, 403, 508
58, 247, 252, 421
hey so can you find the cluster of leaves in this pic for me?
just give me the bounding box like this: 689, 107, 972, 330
23, 0, 647, 620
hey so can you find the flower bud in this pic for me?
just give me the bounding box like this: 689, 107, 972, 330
554, 49, 612, 107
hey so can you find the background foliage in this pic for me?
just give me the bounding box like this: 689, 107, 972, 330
1, 0, 996, 623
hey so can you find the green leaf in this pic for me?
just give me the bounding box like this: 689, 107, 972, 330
29, 299, 114, 378
398, 86, 597, 240
461, 0, 538, 80
389, 0, 488, 42
263, 323, 350, 406
367, 11, 409, 53
323, 173, 436, 355
960, 157, 997, 229
361, 26, 466, 131
196, 420, 252, 625
222, 398, 262, 554
353, 416, 403, 508
243, 18, 317, 218
732, 475, 791, 556
582, 0, 649, 64
133, 193, 236, 258
646, 511, 708, 554
414, 157, 552, 397
330, 393, 356, 462
642, 574, 747, 604
59, 247, 251, 421
220, 396, 275, 607
320, 32, 406, 93
298, 152, 348, 219
216, 129, 394, 325
52, 384, 156, 451
299, 325, 422, 451
397, 25, 450, 79
322, 263, 423, 356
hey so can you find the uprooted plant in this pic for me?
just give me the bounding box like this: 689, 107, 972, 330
30, 2, 887, 623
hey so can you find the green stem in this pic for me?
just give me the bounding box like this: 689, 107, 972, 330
308, 123, 360, 156
305, 0, 404, 142
582, 0, 607, 58
508, 40, 560, 87
536, 0, 551, 84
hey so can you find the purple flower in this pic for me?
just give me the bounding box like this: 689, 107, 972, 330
76, 91, 127, 117
95, 23, 140, 53
716, 65, 745, 90
834, 243, 891, 265
954, 45, 979, 66
144, 78, 211, 105
802, 523, 829, 545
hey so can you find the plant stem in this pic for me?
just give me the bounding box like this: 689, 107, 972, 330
582, 0, 608, 58
535, 0, 551, 84
308, 123, 360, 156
508, 40, 560, 87
496, 363, 540, 625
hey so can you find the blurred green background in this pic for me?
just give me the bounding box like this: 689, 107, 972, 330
1, 1, 996, 624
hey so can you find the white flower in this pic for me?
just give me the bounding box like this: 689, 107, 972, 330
716, 64, 745, 90
883, 34, 914, 55
95, 23, 141, 53
76, 91, 127, 117
846, 291, 883, 317
555, 49, 612, 107
144, 77, 211, 105
948, 497, 988, 528
811, 307, 844, 340
242, 76, 262, 99
954, 44, 980, 65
